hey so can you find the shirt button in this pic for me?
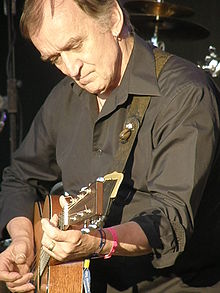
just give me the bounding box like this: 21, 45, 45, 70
97, 149, 103, 156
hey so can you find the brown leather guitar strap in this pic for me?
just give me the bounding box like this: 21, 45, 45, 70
102, 48, 173, 222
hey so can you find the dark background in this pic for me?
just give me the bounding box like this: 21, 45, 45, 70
0, 0, 220, 182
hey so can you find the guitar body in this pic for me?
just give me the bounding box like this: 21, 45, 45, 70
34, 195, 83, 293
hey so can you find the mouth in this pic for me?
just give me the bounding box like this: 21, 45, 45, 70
79, 78, 89, 85
78, 73, 93, 85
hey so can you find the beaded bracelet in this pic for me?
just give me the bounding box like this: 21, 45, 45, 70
104, 227, 118, 259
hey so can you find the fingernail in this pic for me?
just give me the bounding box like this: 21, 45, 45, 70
15, 253, 26, 263
41, 219, 46, 224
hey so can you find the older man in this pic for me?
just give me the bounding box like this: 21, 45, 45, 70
0, 0, 220, 292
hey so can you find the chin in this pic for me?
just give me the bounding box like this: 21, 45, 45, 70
85, 85, 106, 95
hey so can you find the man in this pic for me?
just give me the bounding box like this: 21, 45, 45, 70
0, 0, 220, 292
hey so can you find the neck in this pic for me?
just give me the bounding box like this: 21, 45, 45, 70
118, 35, 134, 83
102, 35, 134, 92
96, 35, 134, 112
97, 96, 106, 112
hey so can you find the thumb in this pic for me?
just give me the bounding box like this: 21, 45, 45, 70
12, 242, 27, 265
59, 195, 68, 208
50, 214, 59, 227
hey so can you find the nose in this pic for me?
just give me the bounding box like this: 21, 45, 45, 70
60, 51, 83, 78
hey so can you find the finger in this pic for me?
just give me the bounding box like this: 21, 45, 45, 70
41, 219, 67, 241
42, 246, 63, 261
6, 272, 34, 292
0, 271, 21, 282
41, 231, 54, 249
50, 214, 59, 226
41, 218, 59, 239
11, 242, 28, 265
7, 281, 35, 293
6, 272, 33, 288
59, 195, 68, 208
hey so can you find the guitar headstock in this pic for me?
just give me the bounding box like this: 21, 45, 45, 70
59, 171, 124, 232
198, 46, 220, 78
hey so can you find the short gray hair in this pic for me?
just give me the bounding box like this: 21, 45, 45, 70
20, 0, 133, 39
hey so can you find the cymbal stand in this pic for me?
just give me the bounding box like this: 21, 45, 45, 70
150, 23, 165, 51
150, 0, 165, 51
4, 0, 19, 161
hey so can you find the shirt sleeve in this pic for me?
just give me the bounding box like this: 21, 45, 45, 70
122, 78, 220, 268
0, 88, 62, 239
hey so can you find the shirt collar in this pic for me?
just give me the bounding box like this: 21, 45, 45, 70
102, 34, 161, 110
127, 34, 161, 97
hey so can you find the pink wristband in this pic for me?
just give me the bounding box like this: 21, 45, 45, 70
104, 227, 118, 259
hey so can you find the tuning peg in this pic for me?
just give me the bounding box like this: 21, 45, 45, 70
208, 46, 217, 58
81, 227, 91, 234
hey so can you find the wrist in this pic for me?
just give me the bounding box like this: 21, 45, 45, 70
7, 217, 34, 245
103, 227, 118, 259
95, 228, 106, 254
88, 227, 119, 259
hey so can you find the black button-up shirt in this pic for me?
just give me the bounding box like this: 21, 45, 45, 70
1, 35, 220, 291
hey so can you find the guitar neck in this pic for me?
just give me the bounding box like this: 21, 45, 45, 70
39, 248, 50, 277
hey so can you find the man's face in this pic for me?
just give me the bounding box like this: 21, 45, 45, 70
31, 0, 121, 96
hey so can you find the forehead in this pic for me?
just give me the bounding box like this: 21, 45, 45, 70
43, 0, 93, 34
32, 0, 98, 52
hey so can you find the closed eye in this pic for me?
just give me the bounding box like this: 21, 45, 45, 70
40, 36, 86, 65
70, 42, 83, 51
50, 55, 62, 65
41, 54, 61, 65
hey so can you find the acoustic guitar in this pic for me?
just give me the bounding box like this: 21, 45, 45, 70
33, 171, 123, 293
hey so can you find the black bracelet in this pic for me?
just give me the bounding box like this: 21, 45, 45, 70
97, 228, 106, 254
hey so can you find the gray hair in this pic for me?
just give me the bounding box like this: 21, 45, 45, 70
20, 0, 133, 39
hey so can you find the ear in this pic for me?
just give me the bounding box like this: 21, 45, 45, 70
110, 1, 124, 38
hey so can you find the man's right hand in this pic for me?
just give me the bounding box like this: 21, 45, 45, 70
0, 236, 35, 292
0, 217, 35, 292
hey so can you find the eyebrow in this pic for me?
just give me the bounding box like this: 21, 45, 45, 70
41, 36, 84, 62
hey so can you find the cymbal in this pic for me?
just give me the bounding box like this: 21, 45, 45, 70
129, 14, 210, 40
124, 0, 194, 18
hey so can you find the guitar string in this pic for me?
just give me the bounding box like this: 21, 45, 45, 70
36, 208, 66, 277
67, 192, 91, 220
32, 192, 89, 280
30, 254, 37, 280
